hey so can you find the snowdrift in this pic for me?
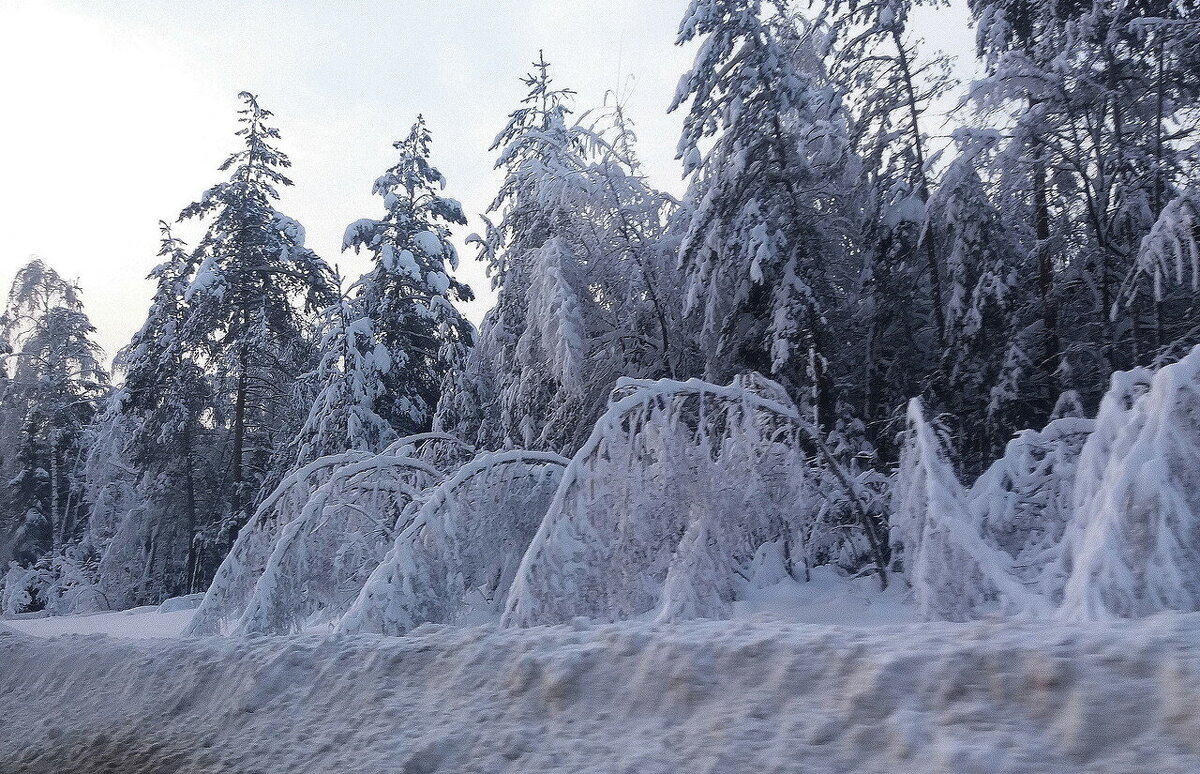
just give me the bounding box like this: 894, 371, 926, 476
6, 616, 1200, 773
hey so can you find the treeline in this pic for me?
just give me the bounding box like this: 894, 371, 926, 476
1, 0, 1197, 612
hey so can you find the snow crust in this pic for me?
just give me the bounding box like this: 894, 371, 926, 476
6, 614, 1200, 773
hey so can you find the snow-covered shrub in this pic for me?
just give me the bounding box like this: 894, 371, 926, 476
2, 564, 38, 616
186, 451, 371, 635
1, 548, 104, 616
503, 375, 827, 627
970, 415, 1094, 601
229, 452, 445, 635
188, 433, 473, 635
1062, 346, 1200, 619
891, 399, 1046, 621
338, 450, 567, 635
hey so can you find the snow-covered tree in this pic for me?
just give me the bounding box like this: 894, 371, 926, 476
341, 116, 474, 444
503, 375, 882, 627
178, 92, 337, 564
1121, 190, 1200, 364
970, 411, 1094, 601
291, 294, 395, 467
436, 57, 680, 453
670, 0, 857, 429
927, 145, 1024, 467
890, 399, 1045, 620
967, 0, 1200, 421
0, 259, 108, 612
86, 225, 215, 606
810, 0, 956, 452
189, 433, 474, 635
338, 450, 567, 635
1061, 349, 1200, 619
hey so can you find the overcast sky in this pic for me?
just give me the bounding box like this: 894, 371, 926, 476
0, 0, 976, 362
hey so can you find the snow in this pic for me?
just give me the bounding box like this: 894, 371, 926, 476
733, 566, 916, 626
6, 609, 1200, 772
411, 229, 444, 257
5, 604, 196, 639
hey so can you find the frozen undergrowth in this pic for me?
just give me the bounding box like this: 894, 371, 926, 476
5, 614, 1200, 774
893, 344, 1200, 621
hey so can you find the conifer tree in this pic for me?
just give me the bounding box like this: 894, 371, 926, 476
670, 0, 857, 429
437, 56, 679, 453
340, 116, 474, 447
178, 92, 337, 550
0, 259, 108, 609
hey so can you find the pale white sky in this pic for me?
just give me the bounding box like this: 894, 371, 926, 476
0, 0, 976, 362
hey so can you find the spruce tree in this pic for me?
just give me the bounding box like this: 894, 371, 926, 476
670, 0, 857, 429
178, 92, 337, 552
340, 116, 474, 449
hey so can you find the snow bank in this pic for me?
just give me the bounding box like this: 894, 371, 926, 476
5, 615, 1200, 773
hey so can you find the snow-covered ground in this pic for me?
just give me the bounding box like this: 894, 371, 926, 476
5, 603, 197, 639
5, 584, 1200, 774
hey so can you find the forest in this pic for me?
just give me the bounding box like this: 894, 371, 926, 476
2, 0, 1199, 631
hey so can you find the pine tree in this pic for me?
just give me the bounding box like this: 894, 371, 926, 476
292, 291, 395, 467
927, 147, 1023, 469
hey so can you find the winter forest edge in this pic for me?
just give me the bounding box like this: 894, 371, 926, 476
3, 0, 1200, 635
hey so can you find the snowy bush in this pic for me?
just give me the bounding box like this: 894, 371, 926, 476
186, 451, 372, 635
890, 399, 1047, 621
1062, 346, 1200, 619
2, 549, 104, 616
338, 450, 567, 635
189, 434, 472, 635
971, 415, 1094, 601
503, 375, 837, 627
231, 452, 444, 634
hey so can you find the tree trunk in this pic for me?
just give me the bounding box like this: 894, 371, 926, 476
1033, 148, 1060, 382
